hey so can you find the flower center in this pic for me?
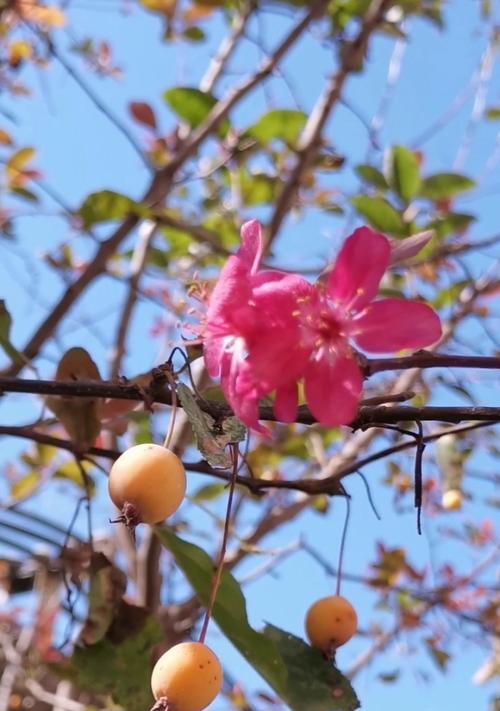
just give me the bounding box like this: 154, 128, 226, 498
296, 293, 346, 354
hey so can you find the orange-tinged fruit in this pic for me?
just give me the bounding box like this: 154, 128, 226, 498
109, 443, 186, 527
305, 595, 358, 654
442, 489, 463, 511
151, 642, 223, 711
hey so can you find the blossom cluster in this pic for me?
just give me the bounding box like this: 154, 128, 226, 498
203, 221, 442, 434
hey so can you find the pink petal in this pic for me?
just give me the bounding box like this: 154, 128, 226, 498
327, 227, 391, 313
245, 274, 315, 390
224, 360, 270, 436
352, 299, 442, 352
389, 231, 433, 265
239, 219, 263, 273
203, 337, 224, 378
304, 353, 363, 426
231, 393, 270, 437
205, 255, 252, 332
274, 382, 298, 423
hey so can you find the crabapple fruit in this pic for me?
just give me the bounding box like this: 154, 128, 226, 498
151, 641, 223, 711
109, 443, 186, 527
305, 595, 358, 655
442, 489, 463, 511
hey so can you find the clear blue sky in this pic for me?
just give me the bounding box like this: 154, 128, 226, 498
0, 2, 498, 710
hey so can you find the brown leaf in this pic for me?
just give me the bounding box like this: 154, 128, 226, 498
129, 101, 157, 130
45, 347, 102, 451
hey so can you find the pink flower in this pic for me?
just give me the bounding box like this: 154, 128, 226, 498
203, 220, 311, 434
204, 222, 442, 434
295, 227, 442, 426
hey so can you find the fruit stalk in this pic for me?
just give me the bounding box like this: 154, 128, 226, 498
198, 443, 239, 644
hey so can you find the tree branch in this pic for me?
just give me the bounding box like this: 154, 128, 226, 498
2, 2, 327, 378
268, 0, 393, 241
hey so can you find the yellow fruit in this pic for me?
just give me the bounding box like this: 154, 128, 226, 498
305, 595, 358, 654
442, 489, 463, 511
109, 443, 186, 526
151, 642, 223, 711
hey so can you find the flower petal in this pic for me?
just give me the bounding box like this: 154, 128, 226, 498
223, 360, 270, 436
204, 337, 224, 378
274, 381, 298, 423
352, 298, 442, 352
245, 274, 315, 390
239, 219, 263, 273
327, 227, 391, 312
389, 231, 433, 265
304, 353, 363, 426
205, 255, 252, 333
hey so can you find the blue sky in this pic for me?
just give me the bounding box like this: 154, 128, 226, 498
0, 2, 499, 710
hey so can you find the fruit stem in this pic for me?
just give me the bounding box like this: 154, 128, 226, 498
336, 495, 351, 597
199, 444, 239, 644
110, 501, 140, 538
163, 372, 178, 450
149, 697, 170, 711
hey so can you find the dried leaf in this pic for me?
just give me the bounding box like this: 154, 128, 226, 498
80, 553, 127, 645
177, 383, 246, 468
45, 347, 102, 450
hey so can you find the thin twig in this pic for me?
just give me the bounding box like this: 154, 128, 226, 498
198, 444, 239, 643
199, 1, 255, 93
111, 221, 157, 379
2, 5, 326, 378
335, 495, 351, 596
268, 0, 393, 241
28, 26, 150, 169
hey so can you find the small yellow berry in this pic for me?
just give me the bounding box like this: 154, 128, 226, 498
151, 642, 223, 711
305, 595, 358, 654
442, 489, 463, 511
109, 443, 186, 527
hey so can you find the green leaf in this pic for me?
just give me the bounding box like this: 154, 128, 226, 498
59, 616, 162, 711
183, 26, 205, 42
351, 196, 406, 236
419, 173, 476, 200
485, 106, 500, 120
430, 212, 476, 239
265, 625, 360, 711
79, 190, 147, 229
388, 145, 421, 201
246, 110, 307, 147
11, 186, 39, 203
0, 300, 24, 364
162, 226, 192, 259
355, 164, 389, 190
432, 279, 470, 308
191, 483, 227, 503
157, 528, 287, 690
164, 87, 229, 136
378, 670, 400, 683
156, 529, 360, 711
240, 171, 277, 206
425, 638, 451, 671
11, 471, 41, 500
53, 460, 96, 495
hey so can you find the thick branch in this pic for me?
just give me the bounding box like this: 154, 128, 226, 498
1, 348, 499, 422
